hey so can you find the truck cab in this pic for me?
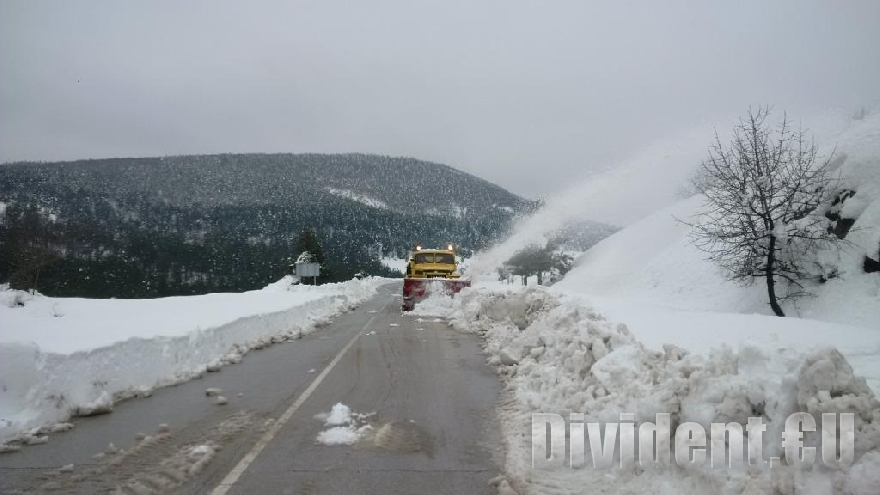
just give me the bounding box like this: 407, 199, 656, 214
405, 246, 462, 279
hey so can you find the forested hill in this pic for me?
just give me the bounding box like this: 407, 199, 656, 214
0, 153, 536, 297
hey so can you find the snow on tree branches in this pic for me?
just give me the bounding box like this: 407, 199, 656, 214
688, 107, 843, 317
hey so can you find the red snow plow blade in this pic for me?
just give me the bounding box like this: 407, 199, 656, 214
401, 278, 470, 311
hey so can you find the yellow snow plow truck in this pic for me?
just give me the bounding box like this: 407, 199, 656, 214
401, 244, 470, 311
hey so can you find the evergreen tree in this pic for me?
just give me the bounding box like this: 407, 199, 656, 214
504, 244, 553, 286
4, 204, 59, 293
296, 229, 325, 265
296, 229, 328, 282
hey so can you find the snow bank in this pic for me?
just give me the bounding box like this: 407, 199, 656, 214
446, 286, 880, 495
0, 277, 389, 445
572, 293, 880, 395
0, 276, 376, 354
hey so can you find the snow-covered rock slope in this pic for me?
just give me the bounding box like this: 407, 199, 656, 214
0, 277, 390, 445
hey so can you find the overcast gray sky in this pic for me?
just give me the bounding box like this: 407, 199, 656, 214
2, 1, 878, 198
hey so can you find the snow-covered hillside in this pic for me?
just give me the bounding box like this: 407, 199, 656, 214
0, 277, 390, 447
558, 111, 880, 329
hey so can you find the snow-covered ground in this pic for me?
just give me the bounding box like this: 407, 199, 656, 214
0, 276, 390, 447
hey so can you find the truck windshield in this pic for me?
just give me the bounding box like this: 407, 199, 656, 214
413, 253, 455, 264
435, 254, 455, 264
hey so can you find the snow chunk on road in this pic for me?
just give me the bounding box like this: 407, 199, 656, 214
188, 444, 214, 457
323, 403, 351, 426
316, 427, 360, 446
314, 403, 374, 447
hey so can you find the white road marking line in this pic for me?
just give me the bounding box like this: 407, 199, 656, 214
211, 299, 389, 494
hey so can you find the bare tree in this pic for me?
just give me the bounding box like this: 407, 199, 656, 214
689, 107, 841, 317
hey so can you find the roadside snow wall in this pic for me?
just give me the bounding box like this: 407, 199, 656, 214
0, 277, 387, 446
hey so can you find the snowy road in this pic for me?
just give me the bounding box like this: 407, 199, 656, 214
0, 283, 504, 494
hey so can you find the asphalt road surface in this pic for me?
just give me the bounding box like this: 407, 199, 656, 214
0, 282, 505, 494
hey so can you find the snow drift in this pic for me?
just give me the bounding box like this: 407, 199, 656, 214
0, 277, 389, 446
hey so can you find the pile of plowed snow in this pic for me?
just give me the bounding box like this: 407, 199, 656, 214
0, 277, 390, 447
446, 286, 880, 495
